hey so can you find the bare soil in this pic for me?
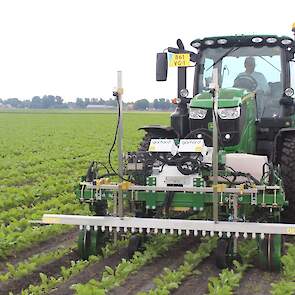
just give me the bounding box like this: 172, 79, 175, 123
235, 268, 281, 295
172, 255, 220, 295
109, 236, 200, 295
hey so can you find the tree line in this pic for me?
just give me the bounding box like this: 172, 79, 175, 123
0, 96, 174, 111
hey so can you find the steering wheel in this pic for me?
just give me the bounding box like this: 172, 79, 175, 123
233, 74, 257, 92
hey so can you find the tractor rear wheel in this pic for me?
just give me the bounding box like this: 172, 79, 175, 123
280, 134, 295, 222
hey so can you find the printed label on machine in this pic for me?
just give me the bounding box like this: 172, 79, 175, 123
148, 139, 178, 154
178, 139, 206, 153
168, 53, 190, 67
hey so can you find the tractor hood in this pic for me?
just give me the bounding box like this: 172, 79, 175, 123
190, 88, 250, 108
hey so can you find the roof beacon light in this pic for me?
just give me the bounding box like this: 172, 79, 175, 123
266, 37, 277, 44
217, 38, 228, 45
281, 39, 292, 46
204, 40, 215, 46
252, 37, 263, 43
192, 41, 201, 48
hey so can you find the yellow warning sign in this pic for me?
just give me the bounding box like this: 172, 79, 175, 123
168, 53, 190, 67
287, 228, 295, 235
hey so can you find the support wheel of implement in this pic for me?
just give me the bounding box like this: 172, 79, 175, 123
78, 227, 106, 260
280, 134, 295, 223
215, 238, 242, 269
127, 235, 144, 259
257, 234, 282, 271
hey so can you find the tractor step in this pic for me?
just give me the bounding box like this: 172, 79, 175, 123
38, 214, 295, 238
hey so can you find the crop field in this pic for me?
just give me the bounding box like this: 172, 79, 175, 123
0, 110, 295, 295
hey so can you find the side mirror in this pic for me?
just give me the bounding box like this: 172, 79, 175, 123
156, 53, 168, 81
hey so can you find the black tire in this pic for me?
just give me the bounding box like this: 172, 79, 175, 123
127, 235, 142, 259
280, 134, 295, 222
215, 239, 228, 269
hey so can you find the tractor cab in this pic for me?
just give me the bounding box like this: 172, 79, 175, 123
156, 34, 295, 158
190, 35, 295, 157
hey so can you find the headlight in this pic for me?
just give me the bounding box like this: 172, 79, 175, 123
180, 88, 189, 98
218, 107, 240, 120
189, 108, 207, 119
284, 87, 294, 97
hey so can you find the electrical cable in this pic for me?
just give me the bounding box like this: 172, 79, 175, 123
107, 92, 135, 183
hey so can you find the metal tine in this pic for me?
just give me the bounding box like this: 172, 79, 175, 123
147, 228, 151, 234
109, 226, 113, 232
202, 230, 206, 237
261, 233, 265, 240
79, 225, 84, 230
169, 228, 174, 235
101, 226, 104, 232
123, 227, 128, 233
162, 228, 166, 234
94, 226, 98, 231
218, 231, 223, 238
116, 226, 120, 233
193, 230, 198, 236
210, 231, 214, 237
186, 229, 190, 236
131, 227, 135, 233
243, 232, 247, 239
86, 225, 91, 231
227, 232, 231, 238
178, 229, 182, 236
235, 232, 239, 238
154, 228, 158, 234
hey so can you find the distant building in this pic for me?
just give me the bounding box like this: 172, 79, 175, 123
86, 105, 115, 109
0, 103, 12, 109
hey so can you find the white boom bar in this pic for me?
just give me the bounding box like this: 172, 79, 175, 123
39, 214, 295, 238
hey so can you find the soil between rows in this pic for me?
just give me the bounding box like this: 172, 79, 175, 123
235, 268, 281, 295
0, 250, 79, 295
109, 236, 200, 295
0, 227, 78, 272
172, 255, 220, 295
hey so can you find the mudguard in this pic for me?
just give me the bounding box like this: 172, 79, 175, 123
138, 125, 178, 138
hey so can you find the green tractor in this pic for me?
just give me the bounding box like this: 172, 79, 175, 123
40, 26, 295, 271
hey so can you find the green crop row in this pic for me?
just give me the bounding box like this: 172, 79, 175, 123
72, 234, 181, 295
270, 243, 295, 295
138, 237, 218, 295
207, 239, 257, 295
0, 245, 75, 282
17, 237, 129, 295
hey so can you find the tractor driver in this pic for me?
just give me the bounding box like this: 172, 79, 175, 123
235, 56, 269, 93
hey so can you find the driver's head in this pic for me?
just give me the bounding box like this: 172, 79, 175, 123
244, 56, 255, 74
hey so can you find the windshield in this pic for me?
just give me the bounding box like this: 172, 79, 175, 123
198, 46, 283, 118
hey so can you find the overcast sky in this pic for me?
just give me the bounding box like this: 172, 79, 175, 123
0, 0, 294, 102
